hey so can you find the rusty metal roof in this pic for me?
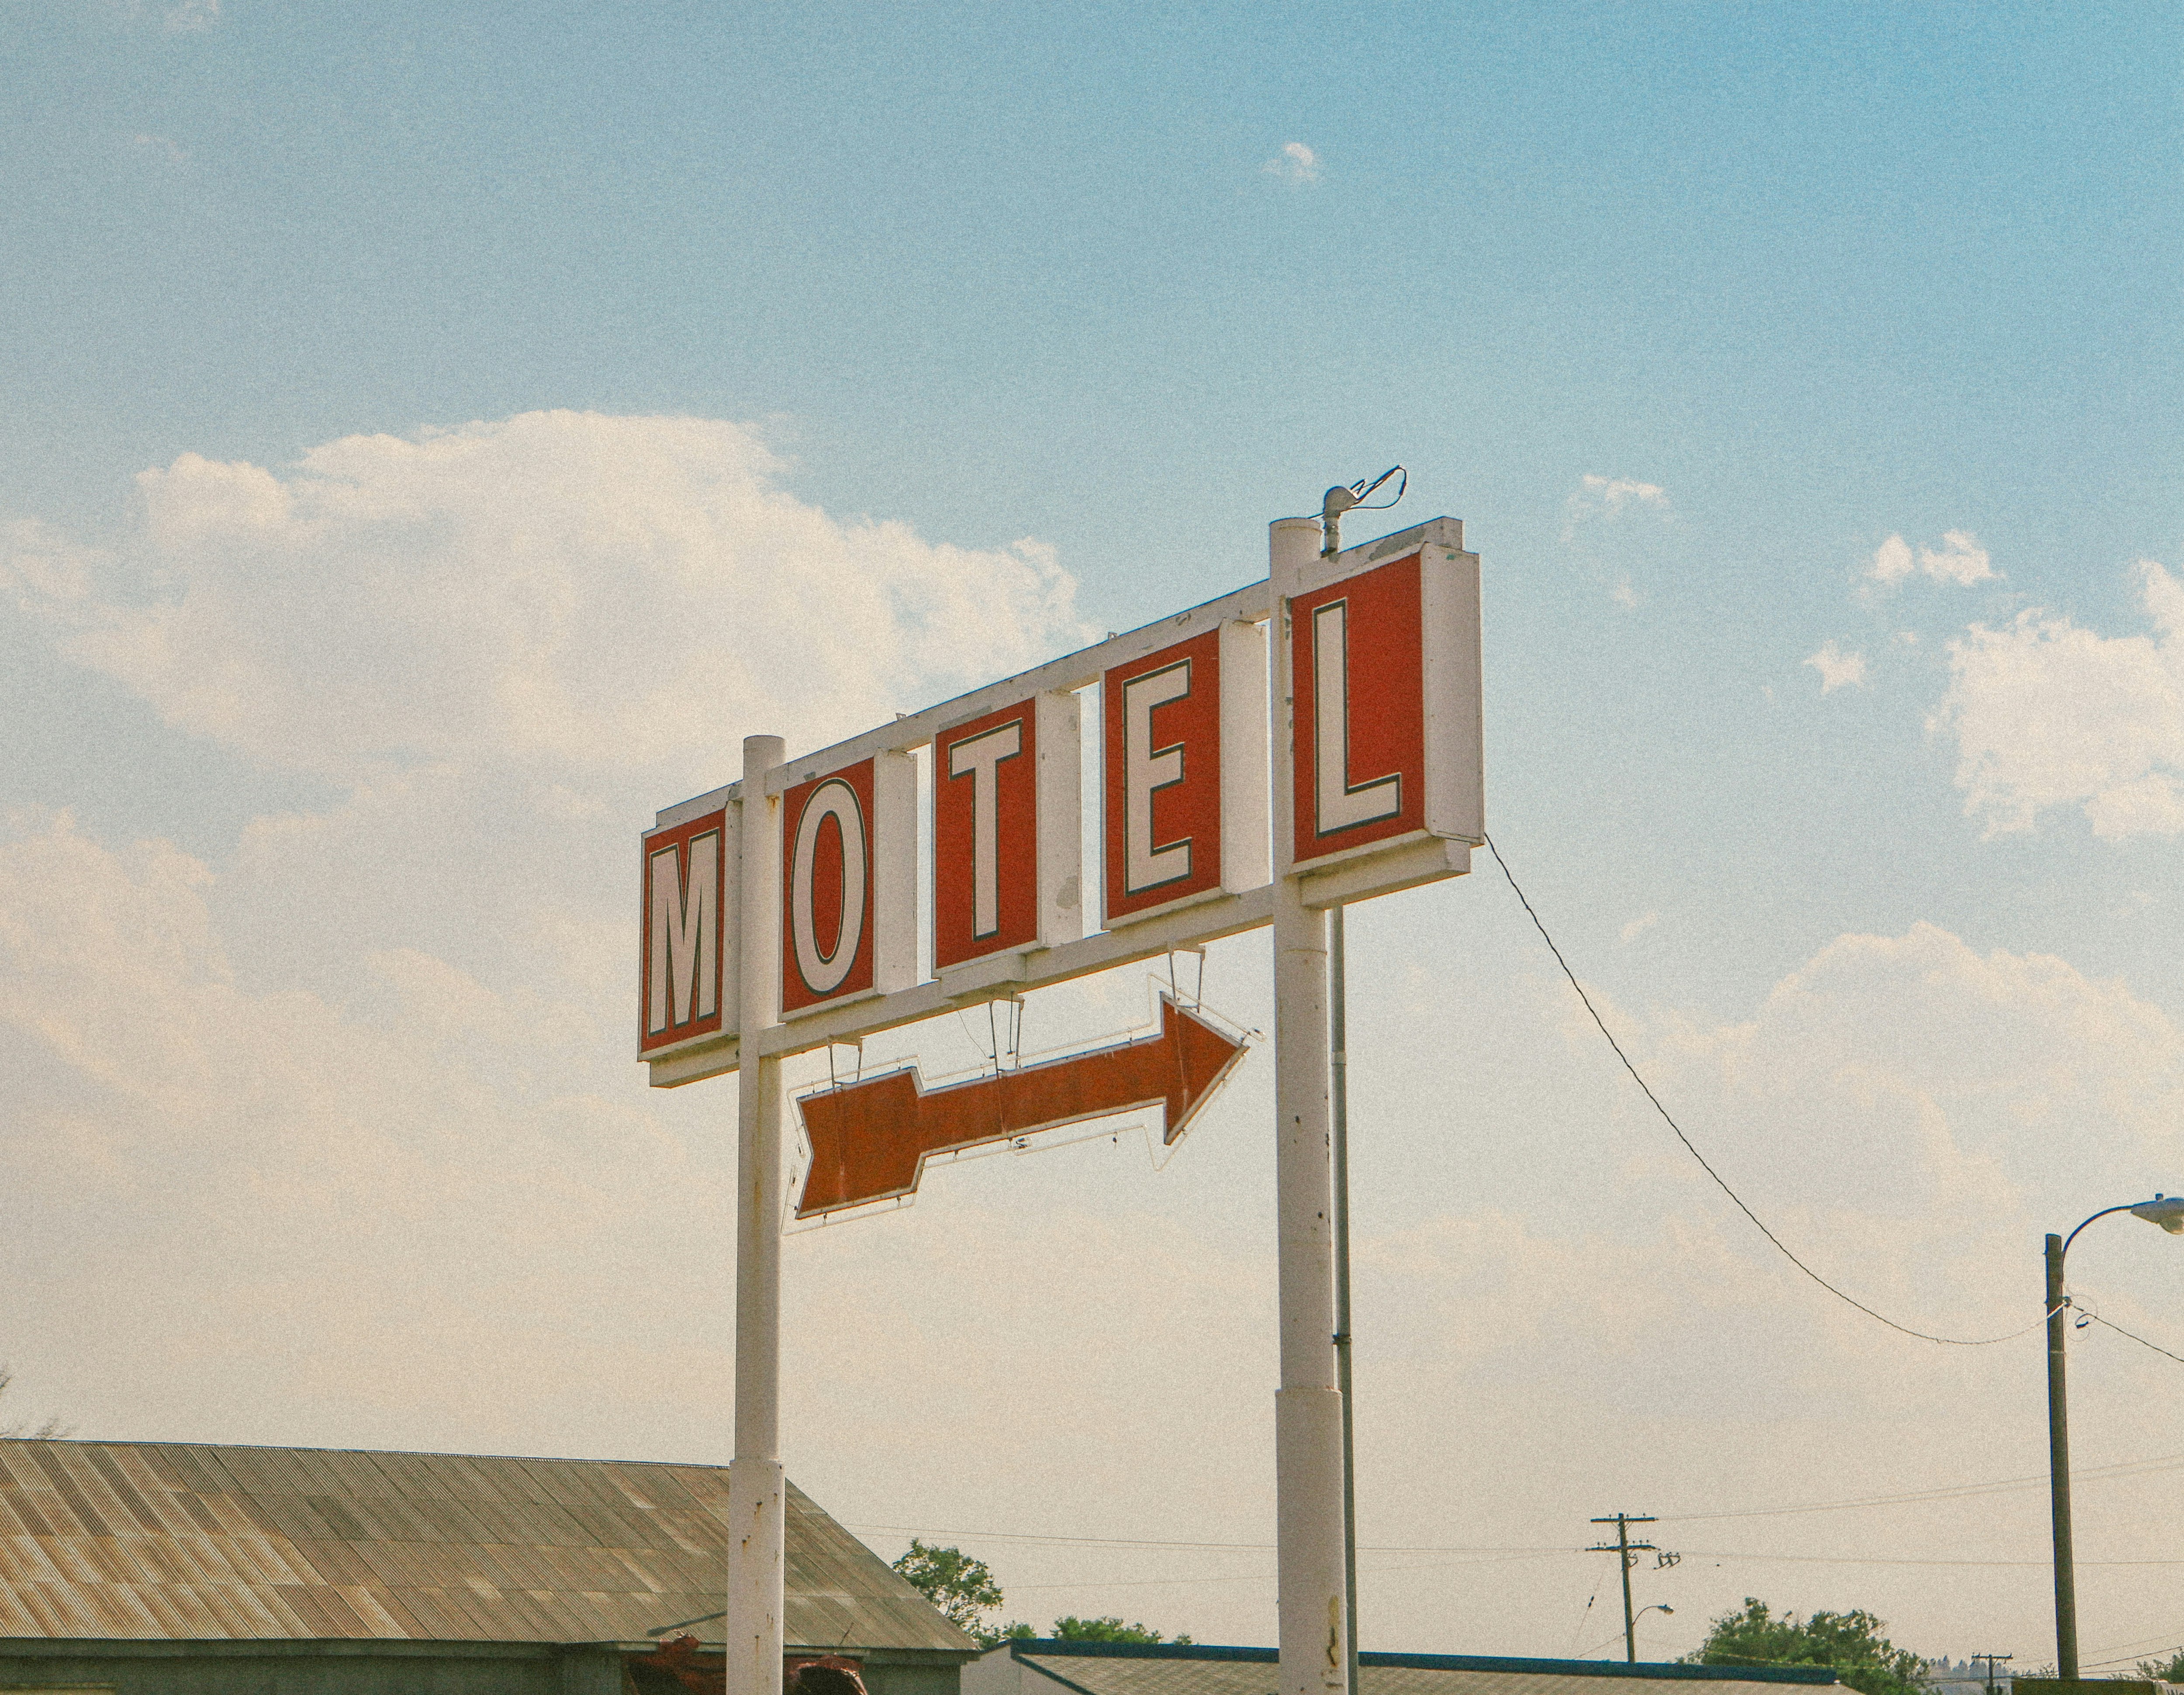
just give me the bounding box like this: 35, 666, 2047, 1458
0, 1439, 974, 1654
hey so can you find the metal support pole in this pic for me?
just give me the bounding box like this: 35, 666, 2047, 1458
2046, 1233, 2077, 1681
1331, 902, 1358, 1692
728, 734, 786, 1694
1271, 515, 1350, 1695
1617, 1519, 1636, 1664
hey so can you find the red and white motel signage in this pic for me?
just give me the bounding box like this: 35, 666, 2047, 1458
639, 803, 733, 1056
639, 518, 1481, 1075
1288, 538, 1483, 873
778, 753, 916, 1015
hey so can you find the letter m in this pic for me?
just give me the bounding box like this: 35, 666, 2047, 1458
648, 830, 719, 1035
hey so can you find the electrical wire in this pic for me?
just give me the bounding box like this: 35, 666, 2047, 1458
856, 1444, 2184, 1562
1654, 1448, 2184, 1524
1568, 1574, 1605, 1656
2085, 1625, 2184, 1670
1000, 1550, 1570, 1595
2080, 1308, 2184, 1368
858, 1525, 2184, 1572
1484, 835, 2060, 1350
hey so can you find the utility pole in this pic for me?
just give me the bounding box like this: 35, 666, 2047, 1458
1589, 1515, 1659, 1664
2046, 1231, 2077, 1682
1974, 1654, 2012, 1695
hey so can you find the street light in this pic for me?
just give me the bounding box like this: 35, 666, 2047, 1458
1634, 1604, 1674, 1657
2046, 1194, 2184, 1681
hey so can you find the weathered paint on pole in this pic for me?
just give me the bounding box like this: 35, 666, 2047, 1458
728, 733, 787, 1694
1270, 515, 1350, 1695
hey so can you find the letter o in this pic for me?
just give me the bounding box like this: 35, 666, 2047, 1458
791, 778, 867, 997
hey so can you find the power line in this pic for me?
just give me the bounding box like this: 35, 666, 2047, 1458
2084, 1625, 2184, 1670
2081, 1308, 2184, 1368
2086, 1647, 2184, 1673
1654, 1448, 2184, 1524
1485, 835, 2057, 1350
857, 1445, 2184, 1550
1000, 1550, 1570, 1593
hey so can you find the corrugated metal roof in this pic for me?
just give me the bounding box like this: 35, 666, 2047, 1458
985, 1645, 1835, 1695
0, 1439, 973, 1654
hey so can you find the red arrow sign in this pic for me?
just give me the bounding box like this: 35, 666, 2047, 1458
795, 996, 1247, 1217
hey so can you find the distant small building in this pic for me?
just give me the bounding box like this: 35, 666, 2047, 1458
0, 1438, 978, 1694
966, 1640, 1842, 1695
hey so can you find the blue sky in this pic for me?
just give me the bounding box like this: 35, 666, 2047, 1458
4, 0, 2184, 1671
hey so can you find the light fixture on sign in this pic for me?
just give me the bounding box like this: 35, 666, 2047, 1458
1319, 466, 1405, 557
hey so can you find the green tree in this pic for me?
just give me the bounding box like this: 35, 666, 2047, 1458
1049, 1617, 1191, 1645
891, 1541, 1009, 1646
2136, 1650, 2184, 1682
1686, 1598, 1925, 1695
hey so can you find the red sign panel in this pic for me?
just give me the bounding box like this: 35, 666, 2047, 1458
933, 701, 1041, 968
1290, 553, 1427, 869
795, 997, 1246, 1216
640, 809, 728, 1053
1103, 630, 1224, 923
781, 759, 877, 1014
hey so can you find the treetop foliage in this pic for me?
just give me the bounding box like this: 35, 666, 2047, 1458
890, 1540, 1006, 1642
888, 1541, 1189, 1650
1687, 1597, 1925, 1695
1045, 1617, 1190, 1644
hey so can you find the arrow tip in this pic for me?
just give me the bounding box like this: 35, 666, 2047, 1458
1161, 996, 1247, 1146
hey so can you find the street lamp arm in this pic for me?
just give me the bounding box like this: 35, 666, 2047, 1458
2060, 1203, 2143, 1260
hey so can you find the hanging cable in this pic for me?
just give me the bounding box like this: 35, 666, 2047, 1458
1485, 834, 2058, 1349
2080, 1308, 2184, 1369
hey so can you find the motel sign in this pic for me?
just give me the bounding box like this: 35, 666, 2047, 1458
642, 515, 1482, 1695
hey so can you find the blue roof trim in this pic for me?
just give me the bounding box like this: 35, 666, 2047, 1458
1008, 1642, 1837, 1685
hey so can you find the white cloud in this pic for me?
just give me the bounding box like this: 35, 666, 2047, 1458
1572, 473, 1667, 519
1620, 910, 1659, 943
1561, 477, 1672, 572
7, 411, 1087, 787
1865, 529, 1996, 590
1869, 534, 1915, 583
1805, 640, 1867, 693
1263, 142, 1320, 183
1921, 529, 1996, 585
1934, 560, 2184, 837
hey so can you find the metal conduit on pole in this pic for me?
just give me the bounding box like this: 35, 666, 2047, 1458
1331, 901, 1358, 1695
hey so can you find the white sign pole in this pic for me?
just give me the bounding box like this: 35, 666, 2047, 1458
1269, 516, 1350, 1695
728, 732, 787, 1692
